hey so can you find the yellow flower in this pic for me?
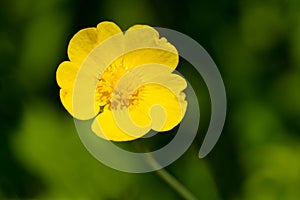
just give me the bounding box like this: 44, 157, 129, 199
56, 21, 187, 141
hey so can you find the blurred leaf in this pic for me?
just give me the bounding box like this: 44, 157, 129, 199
242, 143, 300, 200
233, 102, 286, 150
240, 2, 285, 52
12, 102, 137, 199
17, 1, 71, 91
271, 71, 300, 116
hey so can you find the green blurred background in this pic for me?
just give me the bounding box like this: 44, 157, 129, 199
1, 0, 300, 199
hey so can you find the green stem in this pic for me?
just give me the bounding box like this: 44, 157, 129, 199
156, 168, 198, 200
146, 154, 198, 200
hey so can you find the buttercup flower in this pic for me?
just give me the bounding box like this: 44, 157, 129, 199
56, 21, 187, 141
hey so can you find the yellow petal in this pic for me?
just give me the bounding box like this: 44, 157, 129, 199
96, 21, 123, 44
60, 87, 100, 120
91, 107, 149, 141
67, 27, 98, 64
132, 83, 187, 132
111, 64, 187, 132
67, 21, 122, 64
59, 89, 74, 117
123, 25, 178, 70
56, 61, 78, 89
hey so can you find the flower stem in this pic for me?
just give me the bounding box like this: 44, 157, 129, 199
156, 167, 199, 200
145, 153, 198, 200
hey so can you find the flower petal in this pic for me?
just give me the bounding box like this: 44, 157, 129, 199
96, 21, 123, 44
60, 87, 100, 120
131, 83, 187, 132
111, 64, 187, 133
59, 89, 73, 117
67, 21, 122, 64
56, 61, 78, 89
122, 25, 178, 70
92, 107, 149, 141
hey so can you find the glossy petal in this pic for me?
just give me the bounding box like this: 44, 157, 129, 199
111, 64, 187, 136
92, 107, 149, 141
96, 21, 123, 44
60, 87, 100, 120
67, 21, 122, 64
56, 61, 78, 89
122, 25, 178, 70
130, 83, 187, 132
59, 89, 73, 117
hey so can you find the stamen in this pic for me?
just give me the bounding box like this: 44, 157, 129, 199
95, 62, 142, 111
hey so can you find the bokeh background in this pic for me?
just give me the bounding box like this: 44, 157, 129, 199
1, 0, 300, 199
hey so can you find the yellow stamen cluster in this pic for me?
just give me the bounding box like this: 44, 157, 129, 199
95, 63, 142, 111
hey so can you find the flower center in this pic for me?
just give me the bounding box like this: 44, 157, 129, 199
95, 63, 142, 112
